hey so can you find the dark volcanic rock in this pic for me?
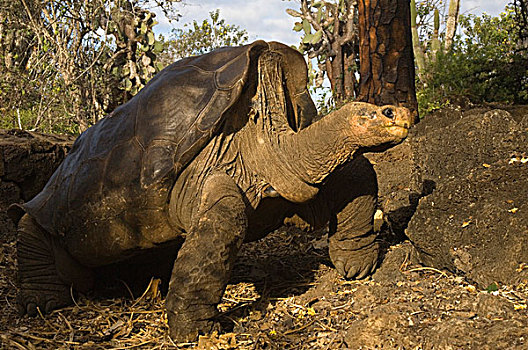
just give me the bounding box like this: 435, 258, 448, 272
366, 140, 417, 239
407, 159, 528, 287
370, 107, 528, 287
0, 129, 73, 240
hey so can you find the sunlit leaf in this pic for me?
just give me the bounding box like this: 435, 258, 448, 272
303, 19, 311, 34
311, 29, 323, 44
286, 8, 303, 17
293, 22, 303, 32
485, 282, 499, 293
303, 33, 314, 43
147, 32, 155, 46
124, 78, 132, 91
152, 40, 164, 54
316, 7, 323, 22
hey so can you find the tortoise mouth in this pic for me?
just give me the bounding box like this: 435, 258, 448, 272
384, 123, 409, 138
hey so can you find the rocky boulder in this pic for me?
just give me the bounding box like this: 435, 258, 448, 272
0, 129, 73, 240
369, 106, 528, 287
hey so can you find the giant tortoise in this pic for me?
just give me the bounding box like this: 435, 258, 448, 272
10, 41, 413, 341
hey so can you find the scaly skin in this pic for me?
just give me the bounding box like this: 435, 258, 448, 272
17, 215, 94, 316
165, 172, 247, 342
326, 156, 379, 279
284, 155, 379, 279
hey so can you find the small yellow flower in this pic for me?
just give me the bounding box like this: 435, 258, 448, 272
465, 285, 477, 293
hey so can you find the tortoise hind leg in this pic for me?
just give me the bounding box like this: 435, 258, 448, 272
17, 214, 94, 316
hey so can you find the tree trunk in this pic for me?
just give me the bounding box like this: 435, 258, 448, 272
357, 0, 418, 121
322, 1, 359, 105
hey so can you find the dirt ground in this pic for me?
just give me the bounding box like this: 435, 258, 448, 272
1, 107, 528, 349
2, 225, 527, 349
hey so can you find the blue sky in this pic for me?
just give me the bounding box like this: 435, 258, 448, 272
154, 0, 509, 45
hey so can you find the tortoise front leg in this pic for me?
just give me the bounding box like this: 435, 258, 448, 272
328, 192, 379, 279
327, 155, 379, 279
165, 172, 247, 342
290, 156, 379, 279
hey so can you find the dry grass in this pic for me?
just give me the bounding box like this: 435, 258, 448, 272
2, 230, 527, 350
0, 227, 328, 350
2, 277, 268, 349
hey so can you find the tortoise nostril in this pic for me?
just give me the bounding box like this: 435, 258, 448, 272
382, 108, 394, 119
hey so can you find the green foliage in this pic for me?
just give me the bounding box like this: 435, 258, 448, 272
161, 10, 248, 62
0, 0, 178, 133
485, 282, 499, 293
313, 88, 337, 116
412, 0, 445, 44
512, 0, 528, 42
416, 6, 528, 116
287, 0, 359, 108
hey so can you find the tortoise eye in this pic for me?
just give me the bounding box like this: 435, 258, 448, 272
382, 108, 394, 119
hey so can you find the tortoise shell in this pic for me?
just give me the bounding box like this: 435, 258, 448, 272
17, 41, 316, 260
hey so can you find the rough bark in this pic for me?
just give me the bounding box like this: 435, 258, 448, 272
357, 0, 418, 121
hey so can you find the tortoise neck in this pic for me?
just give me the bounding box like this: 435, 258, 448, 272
278, 111, 361, 185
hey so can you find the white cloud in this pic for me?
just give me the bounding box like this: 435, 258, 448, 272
153, 0, 509, 45
460, 1, 508, 16
154, 0, 301, 45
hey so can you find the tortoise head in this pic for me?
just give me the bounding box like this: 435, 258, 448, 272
341, 102, 412, 148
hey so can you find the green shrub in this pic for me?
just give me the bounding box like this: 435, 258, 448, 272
417, 7, 528, 116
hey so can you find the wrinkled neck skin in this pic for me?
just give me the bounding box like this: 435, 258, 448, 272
221, 105, 369, 207
278, 110, 363, 184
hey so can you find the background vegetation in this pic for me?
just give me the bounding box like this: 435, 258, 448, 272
160, 9, 248, 62
0, 0, 526, 134
412, 1, 528, 115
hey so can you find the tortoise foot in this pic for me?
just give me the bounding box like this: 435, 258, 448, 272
330, 235, 379, 280
167, 309, 219, 343
17, 284, 71, 317
17, 214, 93, 316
